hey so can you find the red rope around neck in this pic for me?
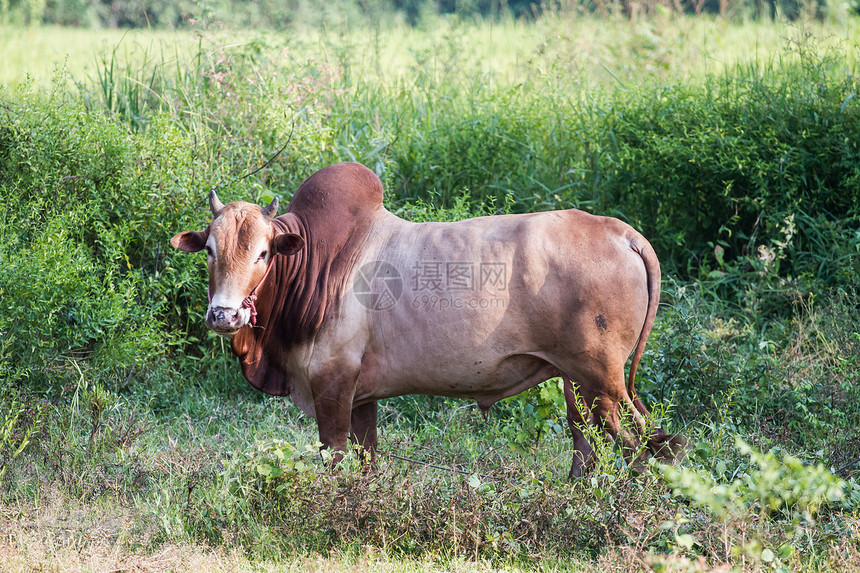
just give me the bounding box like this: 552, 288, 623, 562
241, 254, 279, 326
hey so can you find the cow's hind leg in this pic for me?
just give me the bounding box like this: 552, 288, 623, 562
349, 400, 378, 464
632, 397, 688, 464
563, 377, 598, 478
563, 373, 644, 478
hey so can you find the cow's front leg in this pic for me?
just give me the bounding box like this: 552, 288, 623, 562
312, 387, 354, 465
349, 400, 378, 464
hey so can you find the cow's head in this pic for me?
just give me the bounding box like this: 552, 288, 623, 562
170, 190, 304, 335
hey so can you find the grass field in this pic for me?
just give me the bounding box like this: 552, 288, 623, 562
3, 16, 859, 89
2, 12, 860, 572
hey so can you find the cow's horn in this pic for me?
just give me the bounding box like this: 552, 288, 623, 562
262, 197, 279, 218
209, 189, 225, 215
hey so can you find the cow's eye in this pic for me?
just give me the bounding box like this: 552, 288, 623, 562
258, 251, 268, 262
205, 246, 214, 257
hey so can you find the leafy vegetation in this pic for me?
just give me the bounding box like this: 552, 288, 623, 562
1, 13, 859, 572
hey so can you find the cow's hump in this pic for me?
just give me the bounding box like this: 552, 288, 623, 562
288, 162, 384, 222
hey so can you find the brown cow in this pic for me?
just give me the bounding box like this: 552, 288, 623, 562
171, 162, 683, 477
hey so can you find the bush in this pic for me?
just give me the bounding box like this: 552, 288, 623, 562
661, 437, 846, 567
0, 87, 206, 390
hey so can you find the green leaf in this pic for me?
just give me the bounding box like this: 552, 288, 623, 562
675, 533, 695, 549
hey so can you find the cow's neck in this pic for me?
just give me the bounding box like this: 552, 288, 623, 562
246, 209, 359, 346
271, 213, 306, 290
265, 212, 316, 345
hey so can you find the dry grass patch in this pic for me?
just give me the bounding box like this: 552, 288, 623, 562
0, 500, 556, 573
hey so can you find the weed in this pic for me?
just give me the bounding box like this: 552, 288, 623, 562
0, 389, 42, 482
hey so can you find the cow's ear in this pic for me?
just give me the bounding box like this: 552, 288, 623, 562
170, 230, 209, 252
275, 233, 304, 256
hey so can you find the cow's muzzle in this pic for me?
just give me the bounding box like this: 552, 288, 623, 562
206, 306, 247, 335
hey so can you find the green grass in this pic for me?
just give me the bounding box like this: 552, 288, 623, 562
1, 13, 860, 572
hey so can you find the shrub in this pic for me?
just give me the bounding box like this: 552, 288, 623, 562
0, 87, 206, 390
660, 437, 846, 566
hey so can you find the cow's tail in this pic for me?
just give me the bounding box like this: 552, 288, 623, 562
627, 236, 661, 400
